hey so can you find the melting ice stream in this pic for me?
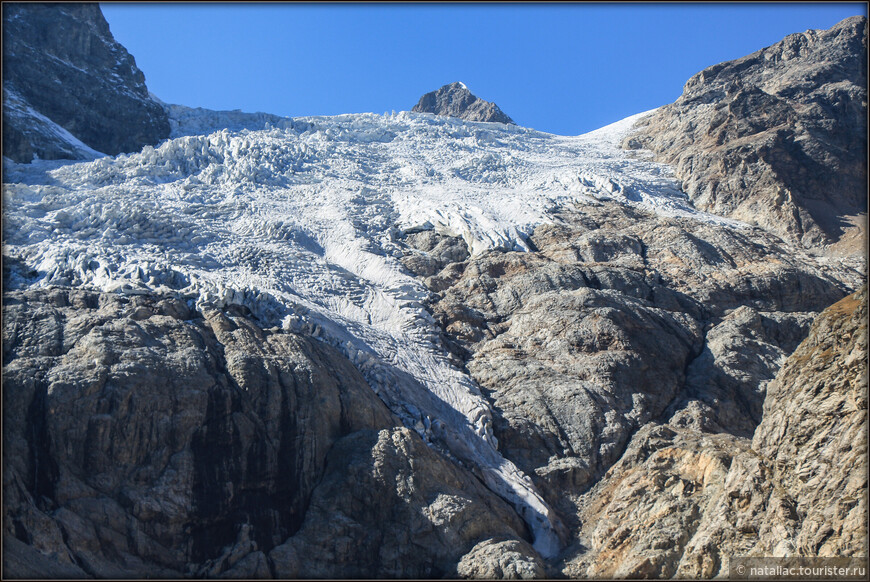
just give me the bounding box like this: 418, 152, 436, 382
2, 108, 745, 557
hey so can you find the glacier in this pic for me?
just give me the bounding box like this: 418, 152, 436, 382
1, 107, 749, 556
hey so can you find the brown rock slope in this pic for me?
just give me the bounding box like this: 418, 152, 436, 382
624, 16, 868, 253
562, 285, 867, 577
2, 3, 170, 162
412, 82, 516, 124
752, 285, 868, 557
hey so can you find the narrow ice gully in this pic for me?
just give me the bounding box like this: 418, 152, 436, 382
2, 108, 744, 556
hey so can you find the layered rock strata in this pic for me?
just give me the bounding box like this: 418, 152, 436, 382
562, 286, 867, 577
402, 201, 858, 499
399, 200, 864, 577
1, 287, 541, 578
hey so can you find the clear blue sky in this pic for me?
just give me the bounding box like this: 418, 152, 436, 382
100, 2, 867, 135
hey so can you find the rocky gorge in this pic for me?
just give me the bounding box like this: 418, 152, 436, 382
2, 5, 867, 579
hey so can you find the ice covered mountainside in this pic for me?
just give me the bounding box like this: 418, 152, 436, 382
3, 106, 751, 555
4, 11, 867, 576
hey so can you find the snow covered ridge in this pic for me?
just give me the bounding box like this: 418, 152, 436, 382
161, 101, 295, 139
2, 108, 745, 556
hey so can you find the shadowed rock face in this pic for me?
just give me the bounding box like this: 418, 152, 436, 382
1, 288, 541, 578
752, 286, 868, 557
397, 192, 863, 577
624, 15, 868, 252
2, 3, 170, 162
412, 82, 516, 124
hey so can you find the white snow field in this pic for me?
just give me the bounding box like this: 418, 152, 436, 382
2, 107, 746, 556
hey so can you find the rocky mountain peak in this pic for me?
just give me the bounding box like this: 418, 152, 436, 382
2, 7, 866, 580
682, 14, 867, 97
411, 82, 515, 124
624, 15, 867, 253
2, 2, 170, 162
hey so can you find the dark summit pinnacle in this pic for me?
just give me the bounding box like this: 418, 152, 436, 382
412, 82, 515, 124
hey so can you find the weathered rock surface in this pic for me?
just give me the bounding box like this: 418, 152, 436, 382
564, 424, 760, 578
457, 538, 547, 580
560, 285, 867, 577
400, 197, 863, 576
624, 16, 868, 252
668, 306, 816, 437
2, 3, 170, 162
2, 287, 539, 577
409, 201, 855, 498
752, 286, 868, 557
269, 427, 535, 579
412, 82, 516, 124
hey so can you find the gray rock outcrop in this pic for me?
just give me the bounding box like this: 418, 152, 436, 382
412, 82, 516, 124
2, 288, 538, 577
401, 199, 859, 528
2, 3, 170, 162
624, 15, 868, 253
668, 307, 815, 437
269, 427, 537, 578
752, 286, 868, 557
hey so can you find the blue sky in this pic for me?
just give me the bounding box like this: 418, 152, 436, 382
100, 2, 867, 135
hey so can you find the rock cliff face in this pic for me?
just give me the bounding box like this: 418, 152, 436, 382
5, 206, 860, 579
1, 288, 539, 577
400, 199, 861, 555
624, 15, 868, 253
752, 286, 867, 557
2, 3, 170, 162
412, 82, 516, 124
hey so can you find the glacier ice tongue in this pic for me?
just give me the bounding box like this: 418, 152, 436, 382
2, 107, 747, 556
